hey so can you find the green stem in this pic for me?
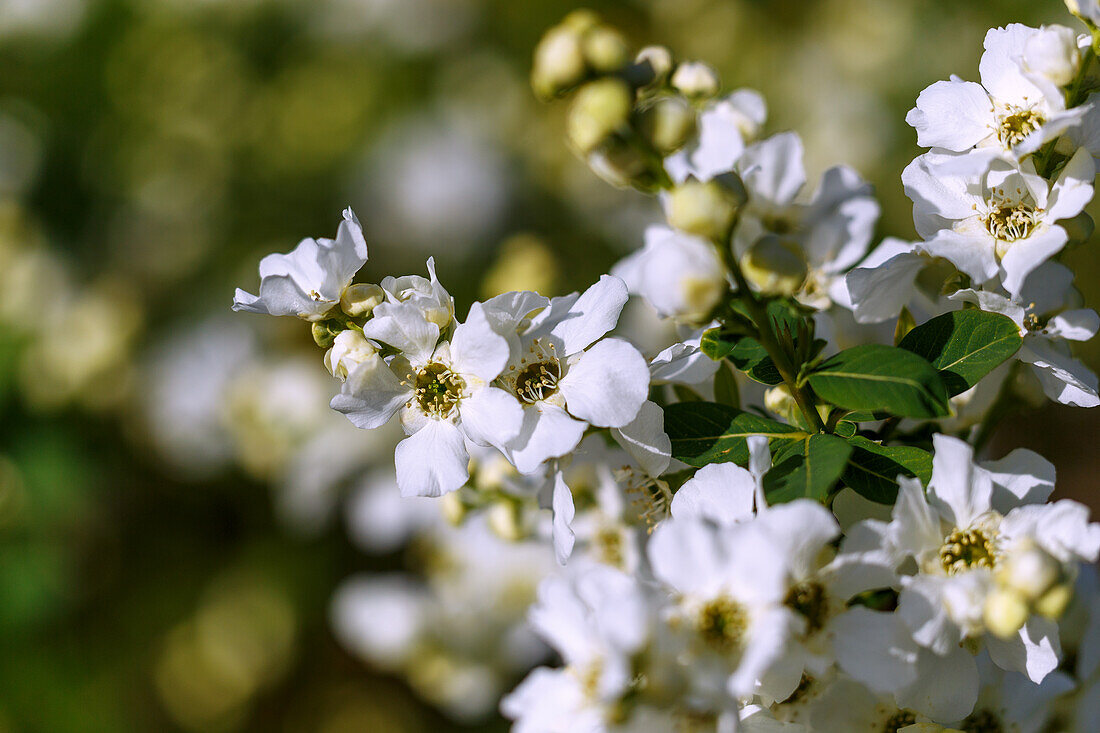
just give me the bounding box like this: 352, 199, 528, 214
717, 240, 826, 433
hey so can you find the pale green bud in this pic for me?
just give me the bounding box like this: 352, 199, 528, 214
666, 175, 745, 240
983, 587, 1030, 639
311, 318, 345, 348
324, 329, 378, 381
587, 137, 649, 189
671, 61, 720, 99
440, 491, 467, 526
741, 235, 809, 297
764, 384, 798, 422
632, 45, 673, 88
1035, 583, 1074, 619
562, 9, 601, 33
567, 79, 633, 154
582, 25, 629, 73
340, 282, 385, 318
532, 26, 587, 99
997, 543, 1062, 601
487, 501, 527, 542
639, 96, 696, 154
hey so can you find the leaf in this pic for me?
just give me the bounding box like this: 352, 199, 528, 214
841, 435, 933, 504
728, 337, 783, 384
700, 328, 738, 360
805, 344, 950, 419
713, 362, 740, 407
763, 434, 852, 504
897, 310, 1023, 396
664, 402, 806, 468
672, 384, 704, 402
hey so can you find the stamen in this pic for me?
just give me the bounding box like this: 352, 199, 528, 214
413, 362, 467, 418
940, 527, 997, 575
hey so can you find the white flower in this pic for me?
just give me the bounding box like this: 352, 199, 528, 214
731, 132, 880, 309
331, 301, 522, 497
502, 563, 651, 733
905, 24, 1086, 157
903, 147, 1094, 296
844, 238, 933, 324
951, 261, 1100, 407
647, 515, 798, 701
665, 89, 767, 183
378, 255, 454, 328
612, 225, 728, 323
324, 329, 378, 381
885, 435, 1099, 685
485, 276, 650, 475
233, 208, 368, 321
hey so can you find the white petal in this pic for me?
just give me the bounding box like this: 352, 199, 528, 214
394, 419, 469, 497
648, 518, 725, 596
755, 500, 839, 579
1046, 309, 1100, 341
450, 302, 511, 381
559, 338, 650, 428
985, 615, 1061, 683
847, 252, 925, 324
897, 575, 961, 655
738, 131, 806, 206
802, 166, 879, 272
890, 476, 943, 561
1000, 227, 1068, 297
508, 402, 588, 474
551, 471, 576, 564
919, 228, 999, 286
831, 608, 918, 693
550, 275, 629, 355
670, 463, 756, 525
362, 302, 440, 363
330, 357, 410, 429
610, 400, 672, 476
906, 80, 994, 151
928, 433, 992, 529
459, 386, 523, 449
1020, 338, 1100, 407
894, 644, 979, 722
981, 448, 1055, 512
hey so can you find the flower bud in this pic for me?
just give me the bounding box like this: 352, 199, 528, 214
1022, 25, 1080, 87
561, 9, 600, 32
741, 235, 809, 297
532, 26, 587, 99
671, 61, 720, 99
588, 135, 650, 188
997, 544, 1062, 601
634, 45, 674, 85
441, 491, 468, 526
639, 96, 696, 154
582, 25, 629, 73
324, 329, 378, 381
567, 79, 633, 154
311, 318, 345, 348
983, 587, 1030, 639
487, 500, 527, 542
1035, 582, 1074, 619
340, 282, 385, 318
764, 384, 798, 422
665, 175, 745, 240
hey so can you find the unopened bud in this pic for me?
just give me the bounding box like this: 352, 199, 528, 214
983, 587, 1030, 639
1035, 582, 1074, 619
741, 235, 808, 297
1062, 211, 1094, 247
311, 318, 345, 348
764, 384, 798, 422
639, 96, 696, 154
567, 79, 633, 154
582, 25, 629, 73
441, 491, 467, 526
671, 61, 720, 99
340, 282, 385, 318
634, 45, 674, 85
998, 544, 1062, 601
588, 137, 650, 189
487, 500, 527, 542
324, 329, 378, 381
1023, 25, 1080, 87
532, 26, 587, 99
666, 175, 745, 240
562, 9, 600, 33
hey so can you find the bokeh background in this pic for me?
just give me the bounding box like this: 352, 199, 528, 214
0, 0, 1096, 730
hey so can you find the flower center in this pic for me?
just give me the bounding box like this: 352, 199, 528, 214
514, 360, 561, 403
413, 362, 466, 418
882, 711, 917, 733
961, 708, 1004, 733
695, 596, 748, 654
594, 525, 626, 569
784, 581, 829, 635
617, 466, 672, 530
940, 527, 996, 575
997, 106, 1044, 147
983, 201, 1038, 243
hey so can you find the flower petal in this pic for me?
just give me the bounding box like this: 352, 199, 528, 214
549, 275, 629, 355
459, 386, 523, 449
559, 338, 649, 428
610, 400, 671, 477
670, 463, 755, 525
394, 419, 469, 497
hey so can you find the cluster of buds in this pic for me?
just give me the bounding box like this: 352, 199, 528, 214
532, 11, 724, 191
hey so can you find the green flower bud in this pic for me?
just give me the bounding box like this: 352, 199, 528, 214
764, 384, 798, 422
567, 79, 633, 154
635, 45, 674, 84
671, 61, 720, 99
562, 9, 600, 33
587, 137, 649, 189
983, 587, 1030, 639
666, 175, 746, 241
639, 96, 696, 154
311, 318, 346, 348
532, 26, 587, 100
340, 282, 385, 318
582, 25, 629, 73
741, 235, 809, 297
1035, 582, 1074, 619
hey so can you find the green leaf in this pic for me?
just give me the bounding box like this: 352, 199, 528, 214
897, 310, 1023, 396
664, 402, 806, 467
728, 337, 783, 384
713, 362, 740, 407
700, 328, 738, 360
841, 435, 933, 504
673, 384, 704, 402
763, 434, 852, 504
805, 344, 950, 419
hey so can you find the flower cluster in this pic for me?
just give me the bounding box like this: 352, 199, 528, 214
233, 6, 1100, 731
